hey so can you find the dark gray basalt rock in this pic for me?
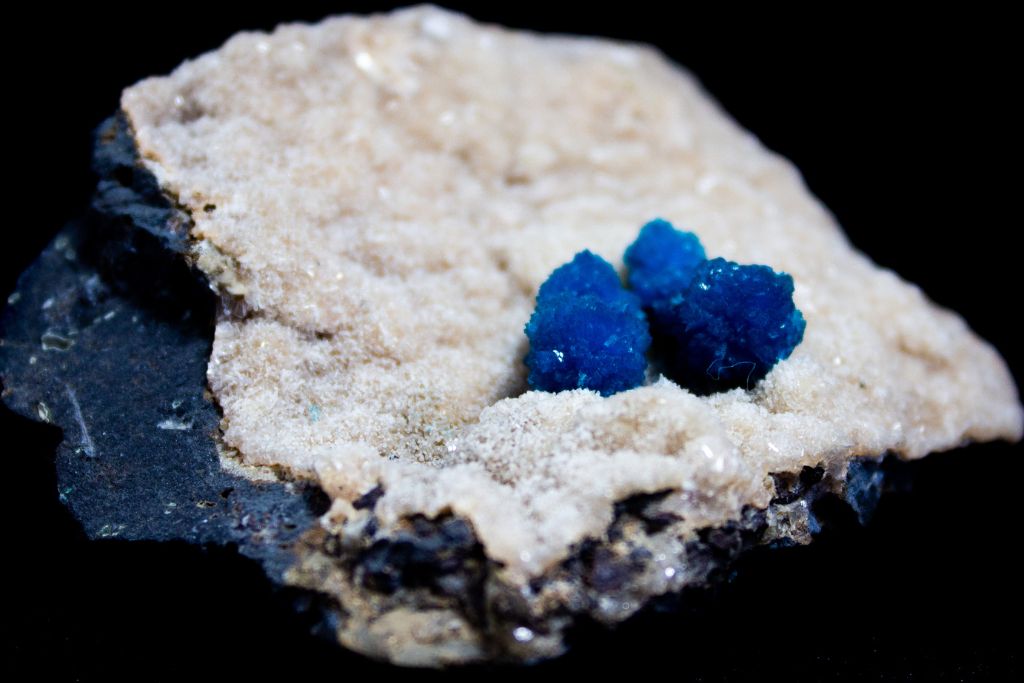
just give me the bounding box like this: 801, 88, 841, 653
0, 115, 325, 587
0, 113, 911, 667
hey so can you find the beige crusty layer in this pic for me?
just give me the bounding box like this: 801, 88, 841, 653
122, 5, 1021, 584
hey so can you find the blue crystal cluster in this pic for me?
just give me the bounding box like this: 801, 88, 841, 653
524, 251, 650, 396
628, 220, 806, 393
524, 220, 805, 396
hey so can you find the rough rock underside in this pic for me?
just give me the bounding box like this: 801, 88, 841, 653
2, 5, 1021, 667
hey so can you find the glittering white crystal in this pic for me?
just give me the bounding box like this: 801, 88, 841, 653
512, 626, 534, 643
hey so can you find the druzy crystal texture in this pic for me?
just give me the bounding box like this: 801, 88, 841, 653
536, 249, 633, 305
6, 4, 1018, 668
524, 251, 649, 396
651, 258, 807, 392
624, 218, 707, 307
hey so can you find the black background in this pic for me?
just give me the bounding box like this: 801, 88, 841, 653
3, 3, 1021, 680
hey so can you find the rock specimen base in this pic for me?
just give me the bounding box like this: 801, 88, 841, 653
2, 5, 1021, 667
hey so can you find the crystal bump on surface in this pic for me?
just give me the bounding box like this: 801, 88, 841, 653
651, 257, 806, 393
525, 251, 650, 396
624, 218, 707, 308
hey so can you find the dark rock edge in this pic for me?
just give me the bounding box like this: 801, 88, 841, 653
0, 113, 910, 666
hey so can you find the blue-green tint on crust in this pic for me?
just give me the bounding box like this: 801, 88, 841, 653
525, 252, 650, 397
624, 218, 706, 307
650, 257, 806, 393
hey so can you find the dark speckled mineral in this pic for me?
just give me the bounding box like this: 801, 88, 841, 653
0, 117, 326, 586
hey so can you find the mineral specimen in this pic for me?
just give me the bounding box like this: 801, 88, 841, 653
3, 5, 1021, 668
525, 251, 649, 396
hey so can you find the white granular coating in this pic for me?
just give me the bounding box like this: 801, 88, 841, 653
122, 5, 1022, 582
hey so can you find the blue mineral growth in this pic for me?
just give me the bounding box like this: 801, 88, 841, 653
525, 251, 650, 396
650, 257, 806, 393
624, 218, 707, 307
537, 250, 630, 305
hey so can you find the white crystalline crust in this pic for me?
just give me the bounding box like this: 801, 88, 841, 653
122, 6, 1022, 583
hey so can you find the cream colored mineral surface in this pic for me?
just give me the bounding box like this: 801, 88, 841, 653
122, 6, 1021, 585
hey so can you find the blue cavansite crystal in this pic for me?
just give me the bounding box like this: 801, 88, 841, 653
536, 250, 632, 306
624, 218, 706, 307
525, 251, 650, 396
650, 257, 806, 393
526, 222, 805, 398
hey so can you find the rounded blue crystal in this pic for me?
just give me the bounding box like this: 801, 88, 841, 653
624, 218, 707, 308
651, 257, 805, 393
525, 251, 650, 397
537, 250, 634, 306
